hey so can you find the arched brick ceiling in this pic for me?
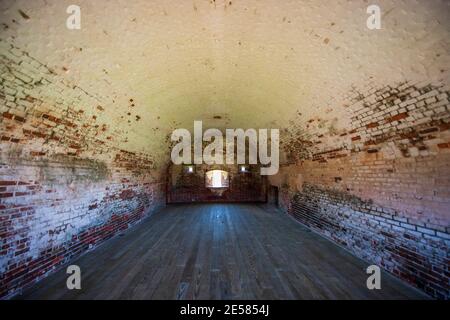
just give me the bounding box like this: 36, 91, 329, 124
1, 0, 449, 167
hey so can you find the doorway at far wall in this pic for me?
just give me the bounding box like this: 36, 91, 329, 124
269, 186, 279, 207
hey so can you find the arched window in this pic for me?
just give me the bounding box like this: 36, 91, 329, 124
205, 170, 229, 188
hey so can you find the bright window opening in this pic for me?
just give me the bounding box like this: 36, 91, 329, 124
184, 165, 194, 173
205, 170, 229, 188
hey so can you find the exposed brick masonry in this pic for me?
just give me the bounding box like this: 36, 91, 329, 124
168, 164, 267, 203
277, 82, 450, 299
0, 41, 165, 299
283, 183, 448, 298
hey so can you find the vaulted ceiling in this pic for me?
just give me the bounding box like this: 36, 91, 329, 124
1, 0, 449, 166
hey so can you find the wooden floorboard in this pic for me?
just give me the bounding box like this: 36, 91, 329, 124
18, 203, 429, 300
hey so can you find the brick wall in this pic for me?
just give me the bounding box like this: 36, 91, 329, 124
287, 185, 448, 298
276, 81, 450, 299
1, 23, 449, 300
0, 41, 165, 299
168, 164, 267, 203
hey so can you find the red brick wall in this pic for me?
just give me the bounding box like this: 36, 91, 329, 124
1, 40, 449, 300
0, 158, 165, 299
168, 164, 267, 203
276, 82, 450, 299
0, 44, 166, 299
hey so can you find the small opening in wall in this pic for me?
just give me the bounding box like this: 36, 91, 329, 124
184, 165, 194, 174
205, 170, 229, 188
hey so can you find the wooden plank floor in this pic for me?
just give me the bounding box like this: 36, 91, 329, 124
18, 204, 428, 300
